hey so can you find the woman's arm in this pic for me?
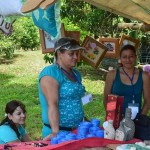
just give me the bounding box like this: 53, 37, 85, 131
7, 132, 31, 143
40, 76, 59, 140
22, 134, 32, 142
141, 71, 150, 115
103, 70, 116, 109
7, 139, 21, 144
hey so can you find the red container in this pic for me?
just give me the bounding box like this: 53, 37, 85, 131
106, 94, 124, 129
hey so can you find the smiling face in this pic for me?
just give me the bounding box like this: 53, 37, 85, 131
57, 50, 79, 69
120, 49, 136, 69
8, 106, 26, 126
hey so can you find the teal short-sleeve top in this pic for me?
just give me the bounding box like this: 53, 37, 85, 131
38, 64, 85, 128
0, 124, 27, 144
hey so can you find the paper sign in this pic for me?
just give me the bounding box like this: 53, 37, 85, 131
128, 106, 139, 120
128, 103, 139, 120
81, 94, 92, 105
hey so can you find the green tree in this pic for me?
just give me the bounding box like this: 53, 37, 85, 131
13, 17, 40, 50
0, 17, 40, 58
61, 0, 120, 38
0, 34, 15, 59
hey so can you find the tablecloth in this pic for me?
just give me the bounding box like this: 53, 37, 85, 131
0, 138, 141, 150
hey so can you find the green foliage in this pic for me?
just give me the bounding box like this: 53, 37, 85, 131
61, 0, 149, 40
61, 0, 150, 64
0, 34, 16, 59
13, 17, 40, 50
62, 18, 88, 42
0, 17, 40, 58
61, 0, 121, 38
43, 53, 54, 64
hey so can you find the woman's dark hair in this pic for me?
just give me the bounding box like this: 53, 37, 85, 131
54, 37, 83, 61
120, 44, 136, 57
0, 100, 26, 140
54, 49, 66, 60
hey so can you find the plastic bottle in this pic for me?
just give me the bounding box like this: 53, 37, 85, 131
121, 108, 135, 140
115, 121, 127, 141
103, 120, 115, 140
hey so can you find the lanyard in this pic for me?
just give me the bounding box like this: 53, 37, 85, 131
122, 67, 135, 103
56, 63, 81, 84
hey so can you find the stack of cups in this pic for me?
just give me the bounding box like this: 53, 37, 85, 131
65, 133, 76, 141
91, 118, 100, 127
96, 130, 104, 138
51, 137, 59, 145
77, 119, 104, 139
51, 131, 69, 145
77, 122, 90, 139
51, 118, 104, 145
90, 118, 104, 138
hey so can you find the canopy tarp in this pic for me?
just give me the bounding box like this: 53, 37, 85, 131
83, 0, 150, 24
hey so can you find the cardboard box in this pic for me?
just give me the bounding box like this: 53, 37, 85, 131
106, 94, 124, 129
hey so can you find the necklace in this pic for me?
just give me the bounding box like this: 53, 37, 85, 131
56, 63, 79, 83
55, 63, 86, 93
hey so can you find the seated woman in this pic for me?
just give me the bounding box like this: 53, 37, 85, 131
0, 100, 31, 144
103, 44, 150, 117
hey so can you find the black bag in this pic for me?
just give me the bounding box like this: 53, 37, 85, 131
134, 113, 150, 140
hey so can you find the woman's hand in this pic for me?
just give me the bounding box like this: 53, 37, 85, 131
83, 116, 89, 121
43, 132, 58, 141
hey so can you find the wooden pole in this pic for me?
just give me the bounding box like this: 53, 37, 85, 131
118, 23, 150, 32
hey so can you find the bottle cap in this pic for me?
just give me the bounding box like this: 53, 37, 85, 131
51, 137, 58, 145
65, 133, 76, 140
57, 138, 67, 143
96, 130, 104, 138
57, 131, 69, 138
78, 126, 88, 136
76, 134, 86, 140
91, 118, 100, 127
80, 121, 92, 128
89, 126, 100, 135
86, 134, 95, 138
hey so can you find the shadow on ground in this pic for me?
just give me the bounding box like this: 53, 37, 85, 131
0, 53, 24, 65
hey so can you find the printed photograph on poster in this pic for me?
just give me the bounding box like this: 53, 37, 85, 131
65, 31, 80, 42
39, 24, 65, 54
81, 36, 108, 68
119, 34, 140, 51
99, 38, 120, 58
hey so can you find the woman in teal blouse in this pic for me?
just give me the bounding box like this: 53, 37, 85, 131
38, 37, 86, 140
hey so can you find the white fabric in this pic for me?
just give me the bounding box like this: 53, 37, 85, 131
0, 0, 24, 16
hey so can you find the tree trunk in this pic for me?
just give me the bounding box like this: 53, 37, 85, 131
118, 23, 150, 32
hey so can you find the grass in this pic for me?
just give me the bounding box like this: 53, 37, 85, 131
0, 50, 106, 140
